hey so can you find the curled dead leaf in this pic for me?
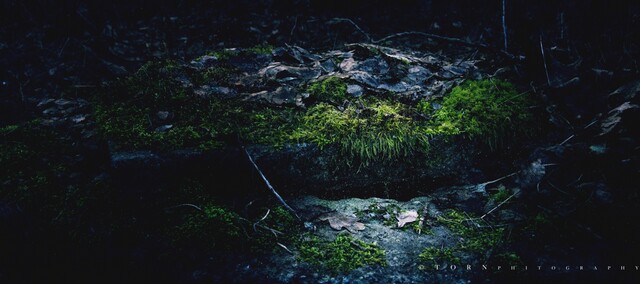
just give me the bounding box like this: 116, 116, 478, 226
396, 210, 418, 228
318, 211, 366, 232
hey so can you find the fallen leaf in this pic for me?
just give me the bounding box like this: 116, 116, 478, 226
396, 210, 418, 228
318, 211, 366, 232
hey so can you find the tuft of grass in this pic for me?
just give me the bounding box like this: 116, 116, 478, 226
291, 99, 430, 164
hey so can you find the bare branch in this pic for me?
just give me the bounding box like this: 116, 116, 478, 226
329, 18, 372, 42
243, 147, 301, 221
481, 189, 520, 219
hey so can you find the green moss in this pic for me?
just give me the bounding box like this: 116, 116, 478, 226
491, 187, 511, 203
298, 233, 386, 273
291, 99, 430, 164
419, 247, 461, 266
306, 76, 348, 103
492, 252, 523, 266
173, 203, 243, 250
356, 203, 402, 226
248, 43, 274, 55
0, 122, 69, 207
197, 66, 236, 85
210, 49, 240, 61
95, 60, 530, 164
401, 218, 427, 234
429, 79, 532, 149
436, 210, 505, 254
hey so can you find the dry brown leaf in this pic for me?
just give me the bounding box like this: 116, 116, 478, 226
396, 210, 418, 228
318, 211, 366, 232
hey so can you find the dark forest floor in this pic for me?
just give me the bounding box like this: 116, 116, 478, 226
1, 1, 640, 283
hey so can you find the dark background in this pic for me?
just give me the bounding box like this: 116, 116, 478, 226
0, 1, 639, 283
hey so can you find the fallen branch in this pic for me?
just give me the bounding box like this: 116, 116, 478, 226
481, 189, 521, 219
471, 171, 518, 193
540, 35, 552, 86
502, 0, 508, 51
277, 242, 294, 254
328, 17, 522, 61
243, 147, 301, 220
329, 18, 372, 42
239, 217, 284, 237
253, 209, 271, 232
371, 31, 521, 61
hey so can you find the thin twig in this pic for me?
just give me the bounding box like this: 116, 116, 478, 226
559, 134, 574, 146
289, 16, 298, 43
583, 119, 599, 129
480, 171, 518, 187
481, 189, 520, 219
239, 217, 284, 237
502, 0, 508, 51
253, 209, 271, 232
540, 35, 552, 86
58, 37, 70, 58
243, 147, 301, 220
372, 31, 520, 60
165, 203, 202, 211
330, 18, 372, 42
277, 242, 294, 254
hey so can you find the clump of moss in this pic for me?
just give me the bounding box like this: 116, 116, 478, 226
94, 60, 242, 151
490, 187, 512, 203
298, 233, 386, 273
196, 66, 237, 85
96, 59, 531, 165
419, 247, 461, 267
210, 49, 240, 61
0, 122, 70, 209
437, 210, 505, 253
429, 79, 532, 148
173, 203, 243, 250
306, 76, 348, 103
356, 203, 402, 226
248, 43, 274, 55
418, 209, 508, 268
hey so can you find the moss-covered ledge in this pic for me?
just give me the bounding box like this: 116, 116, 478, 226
92, 45, 535, 196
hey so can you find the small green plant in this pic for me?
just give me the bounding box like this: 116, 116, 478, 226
298, 233, 386, 273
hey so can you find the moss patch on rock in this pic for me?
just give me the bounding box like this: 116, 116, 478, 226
419, 209, 512, 269
306, 76, 348, 103
94, 57, 533, 166
298, 233, 387, 274
427, 79, 532, 149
